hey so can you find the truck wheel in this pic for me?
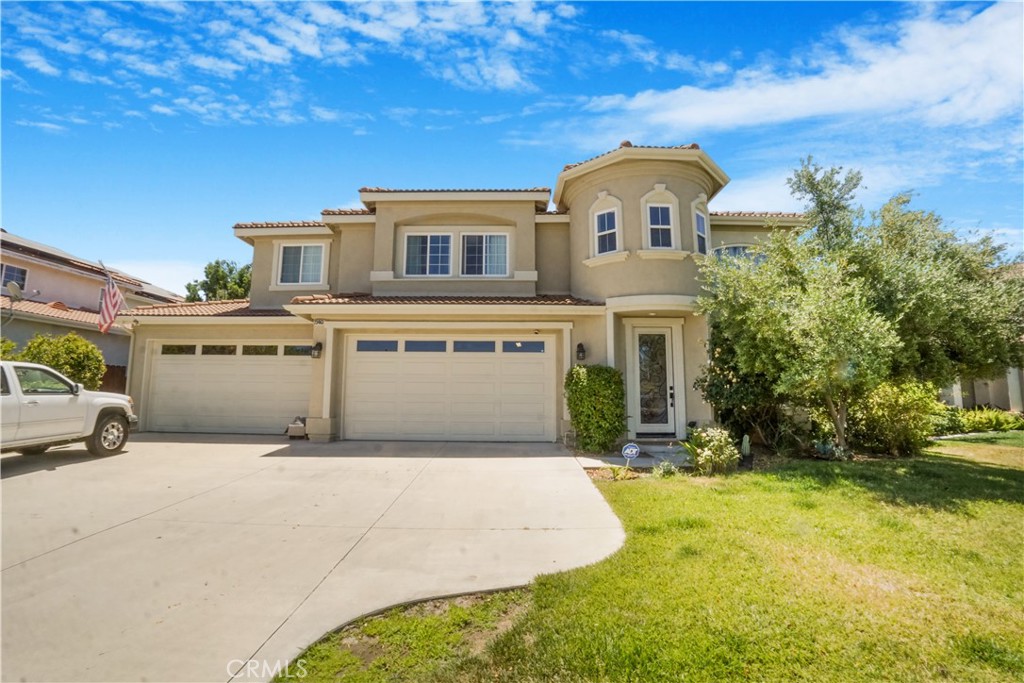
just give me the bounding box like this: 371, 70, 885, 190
86, 414, 129, 456
18, 445, 49, 455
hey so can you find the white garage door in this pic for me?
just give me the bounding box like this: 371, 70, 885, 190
147, 342, 312, 434
344, 336, 557, 441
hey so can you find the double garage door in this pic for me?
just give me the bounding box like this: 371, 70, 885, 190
147, 342, 312, 434
344, 335, 557, 441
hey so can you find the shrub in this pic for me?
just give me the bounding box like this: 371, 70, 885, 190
848, 380, 942, 456
564, 364, 627, 453
16, 333, 106, 390
681, 427, 740, 476
932, 405, 967, 436
652, 460, 680, 478
960, 407, 1024, 433
0, 337, 16, 359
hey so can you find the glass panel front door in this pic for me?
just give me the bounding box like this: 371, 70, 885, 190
635, 329, 676, 433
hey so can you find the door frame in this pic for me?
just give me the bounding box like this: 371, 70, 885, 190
623, 318, 686, 439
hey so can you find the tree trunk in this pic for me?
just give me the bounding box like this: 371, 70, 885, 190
823, 394, 848, 449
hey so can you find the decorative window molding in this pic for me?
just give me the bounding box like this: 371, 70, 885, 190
461, 233, 509, 276
588, 191, 624, 258
583, 250, 630, 268
640, 184, 681, 250
404, 233, 453, 277
690, 193, 709, 256
636, 249, 690, 261
271, 240, 331, 291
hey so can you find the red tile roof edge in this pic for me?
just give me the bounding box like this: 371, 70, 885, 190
289, 294, 601, 306
1, 295, 109, 326
320, 208, 376, 216
233, 221, 327, 229
359, 187, 551, 193
562, 142, 701, 171
711, 211, 804, 218
128, 299, 295, 317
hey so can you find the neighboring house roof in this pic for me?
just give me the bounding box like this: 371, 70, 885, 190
0, 229, 183, 303
288, 294, 601, 306
1, 295, 127, 334
127, 299, 295, 317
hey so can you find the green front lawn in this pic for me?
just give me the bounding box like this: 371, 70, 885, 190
282, 445, 1024, 682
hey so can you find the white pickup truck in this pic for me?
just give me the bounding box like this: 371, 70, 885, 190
1, 361, 138, 456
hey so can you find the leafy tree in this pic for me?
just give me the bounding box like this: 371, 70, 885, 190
700, 233, 899, 450
16, 333, 106, 390
185, 260, 252, 302
0, 337, 17, 359
698, 158, 1024, 453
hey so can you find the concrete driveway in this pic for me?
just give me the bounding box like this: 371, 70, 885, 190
1, 435, 624, 683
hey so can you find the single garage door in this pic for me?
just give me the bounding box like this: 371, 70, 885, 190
344, 336, 557, 441
147, 342, 312, 434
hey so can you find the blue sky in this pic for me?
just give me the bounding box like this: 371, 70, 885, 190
2, 1, 1022, 295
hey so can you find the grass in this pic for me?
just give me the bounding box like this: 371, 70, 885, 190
928, 431, 1024, 469
280, 443, 1024, 682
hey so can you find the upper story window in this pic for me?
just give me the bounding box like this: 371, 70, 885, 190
595, 210, 618, 254
2, 265, 27, 290
462, 234, 508, 276
406, 234, 451, 276
714, 244, 766, 264
279, 244, 324, 285
648, 205, 673, 248
692, 210, 708, 253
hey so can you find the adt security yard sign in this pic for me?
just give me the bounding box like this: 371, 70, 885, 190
621, 442, 641, 461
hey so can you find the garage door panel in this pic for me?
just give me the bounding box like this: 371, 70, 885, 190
147, 344, 311, 434
344, 336, 556, 442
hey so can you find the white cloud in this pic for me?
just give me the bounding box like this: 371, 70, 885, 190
188, 54, 243, 78
150, 104, 177, 116
310, 106, 340, 122
16, 120, 67, 133
227, 30, 292, 64
101, 28, 154, 50
15, 48, 60, 76
571, 4, 1022, 145
68, 69, 115, 85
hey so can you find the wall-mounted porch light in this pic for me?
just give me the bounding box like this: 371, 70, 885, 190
576, 343, 586, 361
311, 342, 324, 359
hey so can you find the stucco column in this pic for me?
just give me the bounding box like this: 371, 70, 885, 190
305, 321, 336, 441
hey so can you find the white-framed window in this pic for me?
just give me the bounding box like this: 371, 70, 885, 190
2, 265, 27, 290
595, 210, 618, 255
694, 212, 708, 255
461, 234, 508, 276
405, 234, 452, 276
714, 244, 766, 264
647, 205, 673, 248
278, 244, 325, 285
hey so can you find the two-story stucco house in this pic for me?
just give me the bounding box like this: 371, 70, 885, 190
123, 142, 801, 441
1, 229, 183, 391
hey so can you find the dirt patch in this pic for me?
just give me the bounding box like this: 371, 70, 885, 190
586, 467, 647, 481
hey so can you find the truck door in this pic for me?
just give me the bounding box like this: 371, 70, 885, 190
1, 367, 20, 444
10, 366, 84, 442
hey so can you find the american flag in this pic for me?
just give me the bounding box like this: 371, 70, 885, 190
98, 271, 125, 333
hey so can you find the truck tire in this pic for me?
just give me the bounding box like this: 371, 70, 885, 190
18, 445, 49, 455
86, 413, 129, 456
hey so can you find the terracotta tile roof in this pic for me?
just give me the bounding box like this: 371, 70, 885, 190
711, 211, 804, 218
562, 141, 701, 171
320, 208, 376, 216
233, 221, 327, 229
289, 293, 601, 306
359, 187, 550, 193
127, 299, 295, 317
1, 295, 117, 328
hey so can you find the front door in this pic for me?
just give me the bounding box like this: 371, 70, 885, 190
633, 328, 676, 435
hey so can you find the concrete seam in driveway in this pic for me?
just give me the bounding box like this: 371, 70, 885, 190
2, 462, 278, 571
229, 453, 436, 682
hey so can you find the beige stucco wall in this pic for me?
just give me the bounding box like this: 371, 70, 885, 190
335, 225, 374, 294
559, 159, 715, 301
709, 226, 776, 250
536, 223, 570, 295
682, 314, 714, 426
